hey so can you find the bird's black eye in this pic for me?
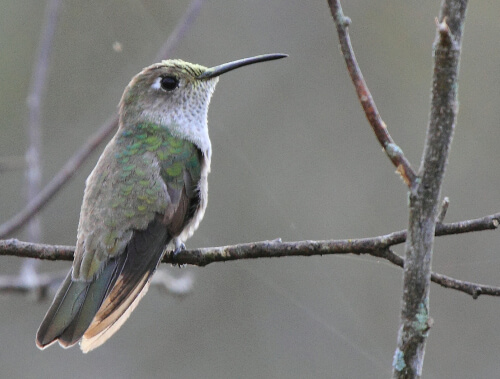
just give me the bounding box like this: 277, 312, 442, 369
160, 76, 179, 91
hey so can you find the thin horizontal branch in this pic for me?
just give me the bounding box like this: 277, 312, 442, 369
0, 0, 207, 239
376, 249, 500, 299
1, 212, 498, 262
1, 212, 498, 299
430, 270, 500, 299
327, 0, 416, 187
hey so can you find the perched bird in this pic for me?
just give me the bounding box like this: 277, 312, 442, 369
36, 54, 287, 352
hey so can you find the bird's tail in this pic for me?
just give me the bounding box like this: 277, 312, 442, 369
36, 217, 169, 352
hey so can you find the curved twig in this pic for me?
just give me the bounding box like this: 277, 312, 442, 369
327, 0, 416, 187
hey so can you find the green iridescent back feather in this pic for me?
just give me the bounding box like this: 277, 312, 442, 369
114, 122, 201, 207
73, 122, 201, 280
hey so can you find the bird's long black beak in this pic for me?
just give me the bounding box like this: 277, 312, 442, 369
197, 53, 288, 80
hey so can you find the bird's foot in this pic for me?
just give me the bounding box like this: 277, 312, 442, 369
173, 241, 186, 256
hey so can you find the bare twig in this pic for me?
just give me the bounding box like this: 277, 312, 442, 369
327, 0, 416, 187
327, 0, 471, 376
430, 270, 500, 299
436, 197, 450, 223
1, 212, 498, 262
393, 1, 468, 378
0, 239, 74, 261
376, 249, 500, 299
1, 210, 498, 299
0, 213, 500, 266
0, 0, 207, 239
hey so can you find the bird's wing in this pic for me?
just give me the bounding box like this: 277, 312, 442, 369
36, 124, 204, 351
79, 214, 170, 352
72, 124, 203, 280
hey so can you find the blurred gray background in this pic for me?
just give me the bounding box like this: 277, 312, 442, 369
1, 0, 500, 378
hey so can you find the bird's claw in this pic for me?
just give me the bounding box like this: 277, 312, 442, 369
173, 242, 186, 256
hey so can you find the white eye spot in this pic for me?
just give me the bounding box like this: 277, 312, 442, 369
151, 77, 162, 90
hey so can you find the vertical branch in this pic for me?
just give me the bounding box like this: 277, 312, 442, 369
21, 0, 62, 283
393, 1, 468, 378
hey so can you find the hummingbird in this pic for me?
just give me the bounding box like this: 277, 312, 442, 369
36, 53, 287, 352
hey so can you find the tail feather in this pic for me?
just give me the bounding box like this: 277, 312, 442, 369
82, 218, 169, 350
36, 217, 170, 352
81, 274, 151, 352
36, 254, 126, 349
58, 254, 127, 347
35, 270, 81, 349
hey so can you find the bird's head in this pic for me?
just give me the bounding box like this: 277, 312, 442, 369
119, 54, 287, 151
